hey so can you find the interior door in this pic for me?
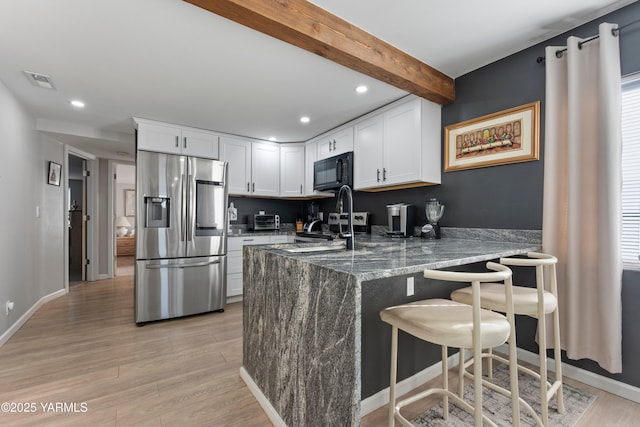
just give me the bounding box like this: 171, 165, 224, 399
81, 159, 87, 281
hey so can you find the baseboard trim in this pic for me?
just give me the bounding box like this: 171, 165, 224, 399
239, 367, 286, 427
497, 344, 640, 404
227, 295, 243, 304
360, 353, 461, 416
0, 288, 67, 347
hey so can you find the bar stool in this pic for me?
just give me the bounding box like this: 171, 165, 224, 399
451, 252, 563, 426
380, 262, 520, 427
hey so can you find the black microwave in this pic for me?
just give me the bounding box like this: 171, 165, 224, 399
313, 151, 353, 191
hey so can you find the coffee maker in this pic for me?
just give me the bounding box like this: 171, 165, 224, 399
386, 204, 415, 237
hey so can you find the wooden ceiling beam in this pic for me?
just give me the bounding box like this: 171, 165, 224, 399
184, 0, 455, 105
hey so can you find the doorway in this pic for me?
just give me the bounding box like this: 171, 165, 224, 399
68, 154, 87, 284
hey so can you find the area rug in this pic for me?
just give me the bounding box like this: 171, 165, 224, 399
412, 363, 596, 426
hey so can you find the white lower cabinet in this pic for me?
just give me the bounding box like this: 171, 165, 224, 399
227, 234, 294, 301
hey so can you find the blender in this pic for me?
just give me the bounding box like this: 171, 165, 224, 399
423, 198, 445, 239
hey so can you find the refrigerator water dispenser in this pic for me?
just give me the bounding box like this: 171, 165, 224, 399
145, 197, 170, 228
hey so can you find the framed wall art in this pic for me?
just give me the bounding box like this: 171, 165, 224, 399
444, 101, 540, 172
47, 161, 61, 186
125, 189, 135, 216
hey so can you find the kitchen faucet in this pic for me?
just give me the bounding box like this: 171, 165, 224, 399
336, 184, 354, 250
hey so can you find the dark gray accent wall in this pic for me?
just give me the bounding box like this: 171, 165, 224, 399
359, 1, 640, 391
445, 2, 640, 387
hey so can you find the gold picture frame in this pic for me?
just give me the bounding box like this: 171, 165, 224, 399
124, 189, 135, 216
444, 101, 540, 172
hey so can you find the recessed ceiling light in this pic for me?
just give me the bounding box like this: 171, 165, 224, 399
355, 85, 368, 94
300, 116, 310, 124
71, 100, 85, 108
268, 137, 277, 142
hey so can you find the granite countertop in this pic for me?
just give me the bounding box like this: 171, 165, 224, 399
255, 229, 542, 282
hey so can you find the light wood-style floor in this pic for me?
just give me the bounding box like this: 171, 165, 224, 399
0, 275, 270, 427
1, 274, 639, 426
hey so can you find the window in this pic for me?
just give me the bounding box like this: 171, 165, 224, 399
622, 75, 640, 270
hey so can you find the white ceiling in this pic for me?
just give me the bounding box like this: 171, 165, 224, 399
0, 0, 634, 161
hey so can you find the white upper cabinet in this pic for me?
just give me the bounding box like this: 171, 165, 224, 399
220, 136, 251, 195
220, 136, 280, 196
135, 119, 219, 159
353, 115, 384, 189
353, 97, 441, 191
181, 128, 219, 158
251, 141, 280, 196
316, 126, 354, 160
280, 144, 305, 197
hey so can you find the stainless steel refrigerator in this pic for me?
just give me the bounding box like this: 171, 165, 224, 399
135, 150, 228, 324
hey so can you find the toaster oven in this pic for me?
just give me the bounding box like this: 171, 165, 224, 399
248, 214, 280, 231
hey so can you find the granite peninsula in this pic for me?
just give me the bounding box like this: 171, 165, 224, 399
239, 229, 541, 426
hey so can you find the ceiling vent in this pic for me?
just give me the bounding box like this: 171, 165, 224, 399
23, 71, 56, 89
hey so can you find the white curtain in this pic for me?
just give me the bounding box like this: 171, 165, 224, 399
542, 22, 623, 373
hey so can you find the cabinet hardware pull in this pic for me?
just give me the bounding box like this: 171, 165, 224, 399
175, 136, 179, 148
252, 182, 255, 192
247, 182, 250, 192
383, 168, 387, 181
333, 140, 336, 151
300, 184, 303, 194
146, 259, 221, 269
183, 136, 187, 149
329, 141, 332, 151
377, 169, 380, 182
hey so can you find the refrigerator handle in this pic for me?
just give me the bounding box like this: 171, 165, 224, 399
145, 259, 221, 269
181, 174, 187, 241
187, 174, 193, 241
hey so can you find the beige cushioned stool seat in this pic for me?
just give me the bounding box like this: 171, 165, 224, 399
451, 283, 557, 317
380, 298, 510, 350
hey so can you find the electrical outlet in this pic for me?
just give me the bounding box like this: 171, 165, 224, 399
406, 277, 414, 296
6, 300, 14, 315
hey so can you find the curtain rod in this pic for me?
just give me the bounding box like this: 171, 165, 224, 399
536, 19, 640, 64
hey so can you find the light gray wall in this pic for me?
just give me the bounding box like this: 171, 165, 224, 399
0, 78, 64, 338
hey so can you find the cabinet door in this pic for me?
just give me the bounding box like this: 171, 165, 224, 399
317, 127, 354, 160
354, 115, 384, 189
220, 137, 251, 195
182, 129, 219, 159
251, 142, 280, 196
226, 236, 273, 298
280, 145, 305, 197
137, 122, 181, 154
304, 140, 317, 196
383, 99, 422, 186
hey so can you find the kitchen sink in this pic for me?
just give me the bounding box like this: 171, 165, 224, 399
282, 245, 346, 253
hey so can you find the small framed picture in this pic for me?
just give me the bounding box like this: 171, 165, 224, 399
125, 189, 136, 216
48, 161, 61, 186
